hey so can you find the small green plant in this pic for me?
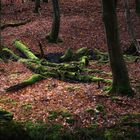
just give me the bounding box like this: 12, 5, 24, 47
48, 110, 60, 120
85, 108, 95, 114
48, 109, 72, 120
65, 85, 81, 92
21, 103, 32, 110
103, 86, 111, 92
66, 118, 75, 125
0, 120, 30, 140
0, 98, 17, 105
90, 123, 98, 130
121, 113, 140, 122
25, 122, 63, 140
96, 104, 105, 112
0, 109, 13, 121
60, 111, 72, 118
104, 130, 115, 140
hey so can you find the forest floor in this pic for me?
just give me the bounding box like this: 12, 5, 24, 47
0, 0, 140, 134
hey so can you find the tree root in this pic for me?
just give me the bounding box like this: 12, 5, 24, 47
1, 19, 31, 30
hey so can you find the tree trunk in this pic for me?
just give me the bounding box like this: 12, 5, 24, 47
0, 0, 2, 54
124, 0, 140, 54
136, 0, 140, 13
43, 0, 48, 3
47, 0, 60, 43
34, 0, 40, 13
101, 0, 134, 96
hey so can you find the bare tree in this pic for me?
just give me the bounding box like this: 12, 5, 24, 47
101, 0, 134, 96
34, 0, 40, 13
136, 0, 140, 13
124, 0, 140, 54
0, 0, 2, 53
47, 0, 60, 43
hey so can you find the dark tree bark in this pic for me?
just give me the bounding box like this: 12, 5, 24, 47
124, 0, 140, 54
33, 0, 40, 13
136, 0, 140, 13
0, 0, 2, 53
43, 0, 48, 3
101, 0, 134, 96
47, 0, 60, 43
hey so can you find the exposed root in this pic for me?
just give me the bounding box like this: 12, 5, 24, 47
1, 19, 31, 30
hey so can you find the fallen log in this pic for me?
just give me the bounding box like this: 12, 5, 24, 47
94, 49, 109, 63
1, 19, 31, 30
1, 41, 113, 92
14, 40, 39, 60
59, 48, 73, 62
75, 47, 91, 59
6, 74, 44, 92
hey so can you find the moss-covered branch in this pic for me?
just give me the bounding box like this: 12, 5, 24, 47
6, 74, 44, 92
1, 19, 31, 30
2, 41, 113, 92
14, 40, 39, 60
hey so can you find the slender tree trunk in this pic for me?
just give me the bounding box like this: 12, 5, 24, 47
124, 0, 140, 54
101, 0, 133, 96
47, 0, 60, 43
0, 0, 2, 53
136, 0, 140, 13
43, 0, 48, 3
34, 0, 40, 13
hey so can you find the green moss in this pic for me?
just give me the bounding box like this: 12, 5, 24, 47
104, 130, 115, 140
103, 86, 112, 92
14, 40, 39, 60
80, 56, 89, 66
96, 104, 105, 112
1, 48, 20, 60
0, 120, 30, 140
0, 109, 13, 121
65, 85, 81, 92
60, 48, 73, 62
94, 48, 109, 63
109, 85, 134, 97
85, 108, 95, 114
48, 110, 60, 120
123, 54, 140, 62
66, 118, 75, 125
6, 74, 44, 92
46, 32, 63, 43
121, 113, 140, 122
0, 98, 17, 105
75, 47, 90, 59
21, 103, 32, 110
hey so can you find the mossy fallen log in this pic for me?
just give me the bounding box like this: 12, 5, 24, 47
80, 56, 89, 66
6, 74, 44, 92
4, 59, 112, 92
75, 47, 91, 59
2, 41, 113, 92
94, 49, 109, 63
60, 47, 92, 63
59, 48, 73, 62
14, 40, 39, 60
1, 48, 20, 60
62, 71, 112, 83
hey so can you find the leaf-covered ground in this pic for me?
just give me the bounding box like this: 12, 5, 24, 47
0, 0, 140, 130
